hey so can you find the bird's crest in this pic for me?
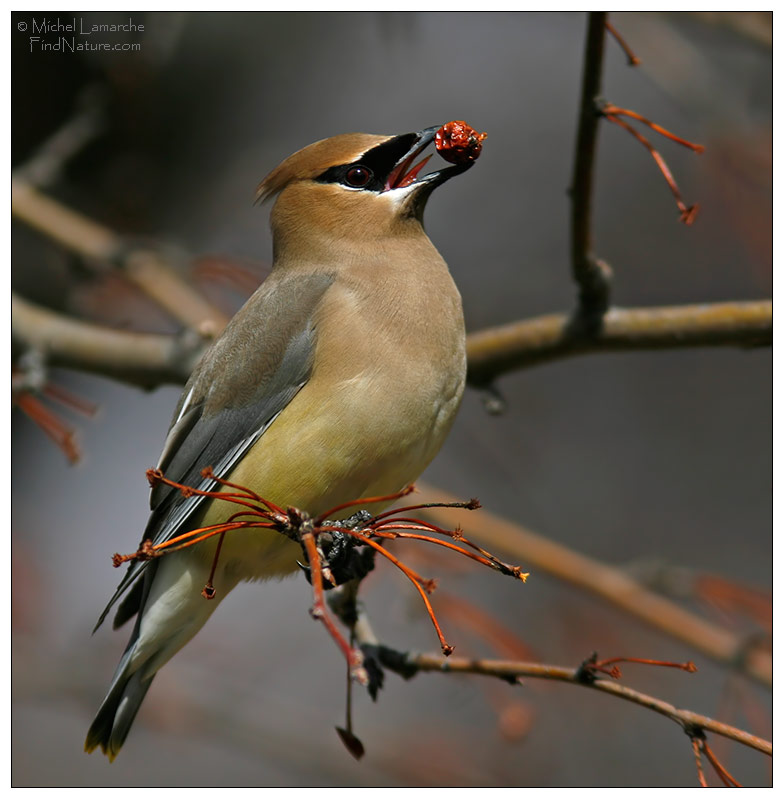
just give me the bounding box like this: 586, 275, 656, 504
255, 132, 390, 204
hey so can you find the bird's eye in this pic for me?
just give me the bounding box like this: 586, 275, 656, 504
344, 165, 373, 188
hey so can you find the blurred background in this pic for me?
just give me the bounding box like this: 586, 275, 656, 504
12, 11, 771, 787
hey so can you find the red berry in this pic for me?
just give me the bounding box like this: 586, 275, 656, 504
435, 120, 487, 164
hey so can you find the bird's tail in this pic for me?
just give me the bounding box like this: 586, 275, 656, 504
86, 554, 228, 760
84, 642, 154, 762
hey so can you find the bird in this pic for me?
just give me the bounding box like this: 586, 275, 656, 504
85, 124, 478, 760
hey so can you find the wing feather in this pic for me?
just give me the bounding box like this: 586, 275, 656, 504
94, 273, 334, 631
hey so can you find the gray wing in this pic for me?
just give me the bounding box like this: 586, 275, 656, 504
95, 272, 334, 631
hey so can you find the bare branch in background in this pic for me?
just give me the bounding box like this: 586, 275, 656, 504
12, 293, 201, 388
12, 183, 771, 394
382, 651, 772, 759
416, 484, 772, 689
569, 11, 612, 329
11, 178, 229, 335
13, 85, 107, 190
466, 301, 772, 384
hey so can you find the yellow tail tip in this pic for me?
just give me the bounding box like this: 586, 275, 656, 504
84, 738, 117, 762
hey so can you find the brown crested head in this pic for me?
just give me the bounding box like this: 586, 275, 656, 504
256, 126, 478, 255
255, 133, 390, 205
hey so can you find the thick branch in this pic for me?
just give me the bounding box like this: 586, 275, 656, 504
466, 301, 772, 384
12, 293, 201, 388
11, 295, 771, 393
416, 484, 772, 689
398, 652, 772, 756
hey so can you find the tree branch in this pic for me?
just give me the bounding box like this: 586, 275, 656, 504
570, 11, 612, 326
391, 651, 772, 756
11, 178, 229, 334
12, 177, 118, 260
12, 292, 200, 388
11, 289, 772, 394
466, 301, 772, 384
416, 484, 772, 689
11, 95, 770, 396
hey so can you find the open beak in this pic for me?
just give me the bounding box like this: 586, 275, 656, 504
384, 126, 474, 192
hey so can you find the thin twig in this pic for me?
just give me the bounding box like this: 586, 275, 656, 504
396, 652, 772, 757
415, 484, 772, 689
326, 530, 456, 656
702, 738, 743, 787
12, 366, 99, 463
602, 103, 704, 153
370, 526, 528, 580
40, 382, 98, 417
604, 113, 699, 224
433, 591, 539, 661
13, 392, 81, 464
605, 19, 641, 66
691, 736, 709, 786
591, 655, 697, 676
299, 516, 369, 685
116, 471, 531, 662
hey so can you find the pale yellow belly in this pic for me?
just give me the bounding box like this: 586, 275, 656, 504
196, 363, 463, 582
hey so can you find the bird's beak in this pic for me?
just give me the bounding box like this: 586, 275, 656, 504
383, 126, 474, 192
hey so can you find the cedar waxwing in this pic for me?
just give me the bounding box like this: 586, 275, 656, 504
85, 125, 477, 760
